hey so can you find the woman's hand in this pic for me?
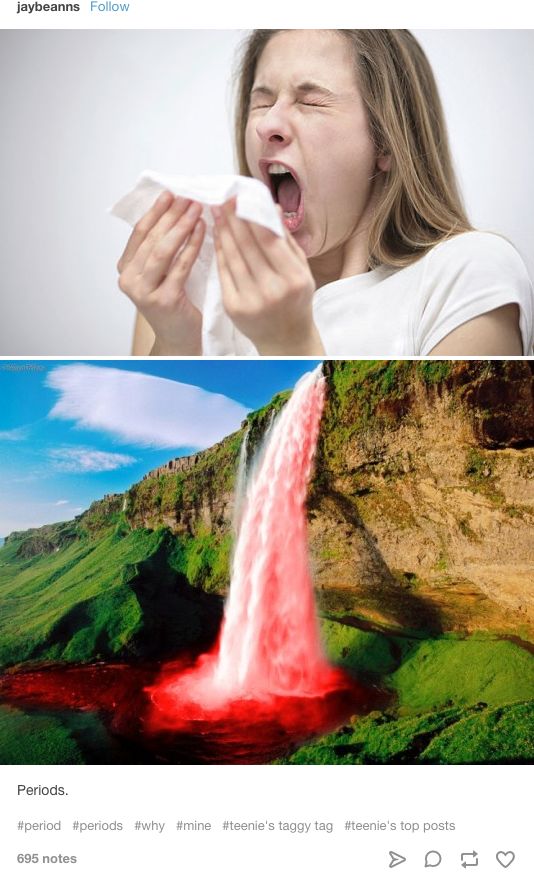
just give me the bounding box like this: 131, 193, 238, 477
117, 191, 206, 355
212, 199, 324, 355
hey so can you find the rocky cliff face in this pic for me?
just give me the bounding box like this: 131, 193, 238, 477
310, 361, 534, 636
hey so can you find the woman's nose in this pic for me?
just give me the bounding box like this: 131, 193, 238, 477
255, 103, 293, 145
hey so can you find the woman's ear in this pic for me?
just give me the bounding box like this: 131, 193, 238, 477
377, 153, 392, 172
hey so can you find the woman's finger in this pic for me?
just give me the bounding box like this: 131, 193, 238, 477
223, 198, 305, 276
140, 201, 203, 290
248, 222, 302, 274
117, 190, 174, 273
132, 196, 195, 276
213, 224, 241, 316
220, 200, 273, 280
213, 205, 253, 291
165, 218, 206, 289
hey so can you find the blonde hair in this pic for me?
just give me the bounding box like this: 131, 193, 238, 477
234, 29, 474, 269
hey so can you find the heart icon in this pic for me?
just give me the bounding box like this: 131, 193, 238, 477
496, 851, 515, 868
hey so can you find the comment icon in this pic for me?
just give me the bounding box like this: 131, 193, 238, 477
424, 850, 442, 868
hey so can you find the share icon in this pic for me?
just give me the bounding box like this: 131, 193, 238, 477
389, 851, 407, 868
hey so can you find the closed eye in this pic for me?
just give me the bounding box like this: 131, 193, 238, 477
250, 101, 324, 111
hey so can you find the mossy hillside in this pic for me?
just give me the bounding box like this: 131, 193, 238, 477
421, 701, 534, 763
129, 361, 470, 509
279, 701, 534, 764
311, 361, 447, 501
320, 618, 398, 677
169, 527, 233, 593
245, 389, 291, 448
0, 705, 136, 765
0, 705, 85, 765
0, 525, 223, 669
388, 635, 534, 714
2, 495, 125, 567
4, 521, 80, 560
77, 495, 124, 536
321, 620, 534, 712
278, 621, 534, 764
0, 526, 155, 667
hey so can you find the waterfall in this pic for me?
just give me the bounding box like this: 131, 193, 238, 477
213, 365, 332, 697
151, 365, 341, 711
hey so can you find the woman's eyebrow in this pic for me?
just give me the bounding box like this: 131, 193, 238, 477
250, 82, 337, 99
295, 82, 336, 99
250, 85, 276, 98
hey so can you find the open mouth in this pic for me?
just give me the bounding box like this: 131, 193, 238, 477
262, 161, 304, 233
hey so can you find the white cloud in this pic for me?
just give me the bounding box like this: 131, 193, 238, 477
48, 447, 136, 473
46, 364, 249, 449
54, 499, 70, 506
0, 426, 29, 441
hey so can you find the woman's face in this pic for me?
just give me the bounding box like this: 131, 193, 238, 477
245, 30, 384, 259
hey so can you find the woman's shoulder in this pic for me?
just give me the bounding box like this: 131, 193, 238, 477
412, 230, 534, 355
424, 230, 531, 284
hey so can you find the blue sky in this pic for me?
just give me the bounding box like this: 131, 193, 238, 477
0, 359, 320, 537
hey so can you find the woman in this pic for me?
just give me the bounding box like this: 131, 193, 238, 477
119, 29, 533, 356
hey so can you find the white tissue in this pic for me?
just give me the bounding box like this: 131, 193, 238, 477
110, 171, 285, 356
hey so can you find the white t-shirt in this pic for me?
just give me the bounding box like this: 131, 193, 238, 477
312, 231, 534, 356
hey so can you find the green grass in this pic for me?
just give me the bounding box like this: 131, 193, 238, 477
320, 619, 398, 677
0, 705, 84, 764
421, 701, 534, 763
465, 448, 493, 480
0, 705, 135, 765
0, 526, 223, 668
279, 701, 534, 764
169, 527, 233, 593
307, 618, 534, 764
322, 620, 534, 710
279, 708, 463, 764
0, 528, 161, 666
322, 620, 534, 712
389, 636, 534, 713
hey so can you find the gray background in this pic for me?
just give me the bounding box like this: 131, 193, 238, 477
1, 29, 533, 355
